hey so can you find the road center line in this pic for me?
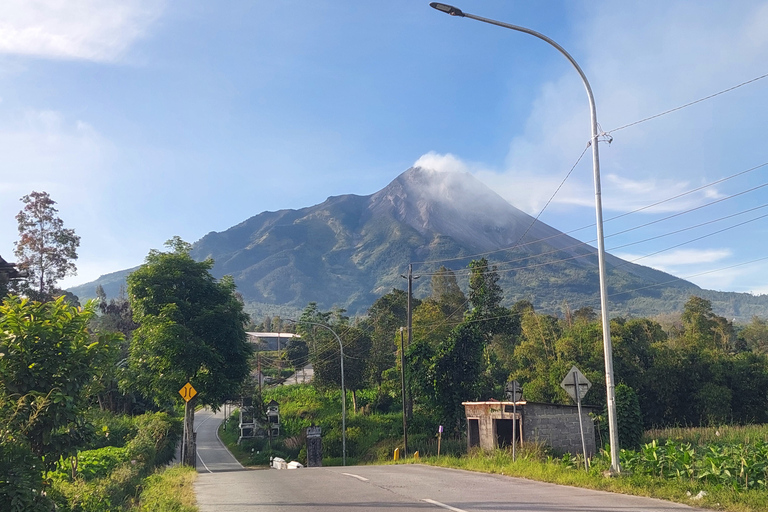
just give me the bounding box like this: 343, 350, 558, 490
341, 472, 369, 482
422, 498, 467, 512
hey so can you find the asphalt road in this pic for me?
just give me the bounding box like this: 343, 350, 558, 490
195, 460, 710, 512
195, 407, 244, 473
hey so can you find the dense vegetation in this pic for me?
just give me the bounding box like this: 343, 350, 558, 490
257, 259, 768, 444
2, 228, 247, 510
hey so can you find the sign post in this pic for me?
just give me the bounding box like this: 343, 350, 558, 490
437, 425, 443, 457
179, 382, 197, 467
505, 380, 522, 461
560, 367, 591, 471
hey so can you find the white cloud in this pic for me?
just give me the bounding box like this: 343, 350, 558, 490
0, 0, 165, 62
414, 152, 470, 174
474, 1, 768, 218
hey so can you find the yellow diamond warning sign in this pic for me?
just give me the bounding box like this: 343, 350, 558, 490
179, 382, 197, 402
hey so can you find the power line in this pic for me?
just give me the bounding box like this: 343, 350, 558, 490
413, 161, 768, 276
607, 71, 768, 134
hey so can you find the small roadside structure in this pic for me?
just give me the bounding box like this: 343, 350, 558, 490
462, 400, 598, 456
246, 332, 301, 351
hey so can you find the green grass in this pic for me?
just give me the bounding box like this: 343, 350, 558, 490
134, 466, 198, 512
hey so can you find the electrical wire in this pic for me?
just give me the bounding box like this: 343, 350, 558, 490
606, 72, 768, 134
412, 163, 768, 278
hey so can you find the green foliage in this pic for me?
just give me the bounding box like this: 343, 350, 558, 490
0, 440, 51, 512
127, 239, 252, 407
741, 316, 768, 354
47, 411, 182, 511
614, 384, 644, 450
468, 258, 503, 316
430, 266, 466, 319
296, 304, 372, 396
620, 438, 768, 490
362, 289, 410, 387
0, 296, 119, 463
679, 295, 737, 351
67, 446, 131, 481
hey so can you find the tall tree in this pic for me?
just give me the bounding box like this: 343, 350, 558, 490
741, 316, 768, 354
468, 258, 503, 317
126, 237, 252, 465
297, 303, 371, 410
431, 266, 466, 318
13, 191, 80, 301
364, 289, 409, 387
679, 296, 736, 351
91, 285, 141, 413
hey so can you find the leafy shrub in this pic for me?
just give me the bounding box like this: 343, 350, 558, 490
615, 384, 643, 450
47, 411, 182, 511
85, 411, 136, 450
126, 412, 181, 467
0, 440, 52, 512
63, 446, 131, 481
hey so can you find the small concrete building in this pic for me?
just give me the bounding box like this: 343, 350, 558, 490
463, 400, 598, 456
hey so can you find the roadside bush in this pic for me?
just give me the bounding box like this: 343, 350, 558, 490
48, 411, 182, 511
85, 411, 136, 450
126, 412, 181, 467
65, 446, 131, 481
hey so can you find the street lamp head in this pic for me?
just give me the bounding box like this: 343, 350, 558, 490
429, 2, 464, 16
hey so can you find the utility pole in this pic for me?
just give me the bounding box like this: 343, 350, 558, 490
400, 263, 419, 418
399, 327, 408, 457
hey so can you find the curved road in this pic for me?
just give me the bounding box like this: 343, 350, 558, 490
195, 407, 244, 473
193, 412, 709, 512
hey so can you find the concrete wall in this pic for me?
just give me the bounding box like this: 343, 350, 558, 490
463, 401, 597, 456
463, 402, 521, 452
521, 402, 597, 456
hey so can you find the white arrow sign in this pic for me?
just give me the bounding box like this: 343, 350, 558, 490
560, 366, 591, 402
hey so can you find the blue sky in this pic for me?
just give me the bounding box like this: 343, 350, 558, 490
1, 0, 767, 297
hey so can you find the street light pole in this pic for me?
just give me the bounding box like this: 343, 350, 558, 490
286, 319, 346, 466
430, 2, 620, 473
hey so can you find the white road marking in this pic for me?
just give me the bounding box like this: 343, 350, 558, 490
197, 450, 213, 473
422, 498, 468, 512
341, 472, 369, 482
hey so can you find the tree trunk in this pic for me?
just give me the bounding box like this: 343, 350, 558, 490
352, 389, 357, 414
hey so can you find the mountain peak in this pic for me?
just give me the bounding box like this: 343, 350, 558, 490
370, 167, 558, 253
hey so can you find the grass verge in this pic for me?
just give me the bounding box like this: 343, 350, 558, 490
134, 465, 198, 512
410, 448, 768, 512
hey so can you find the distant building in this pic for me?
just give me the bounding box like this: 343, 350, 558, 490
0, 255, 24, 279
246, 332, 301, 351
0, 255, 26, 293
